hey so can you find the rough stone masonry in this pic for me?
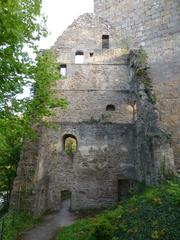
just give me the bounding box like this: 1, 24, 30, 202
10, 0, 179, 216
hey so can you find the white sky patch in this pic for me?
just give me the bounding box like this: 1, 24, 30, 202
40, 0, 94, 49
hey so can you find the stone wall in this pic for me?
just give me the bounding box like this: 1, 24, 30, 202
129, 50, 175, 184
51, 62, 134, 123
42, 122, 135, 211
11, 122, 135, 215
50, 13, 133, 123
94, 0, 180, 46
51, 90, 134, 124
94, 0, 180, 168
11, 14, 136, 215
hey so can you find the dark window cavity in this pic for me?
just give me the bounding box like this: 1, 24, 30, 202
102, 35, 109, 49
106, 104, 115, 111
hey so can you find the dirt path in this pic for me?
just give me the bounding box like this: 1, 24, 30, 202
20, 199, 76, 240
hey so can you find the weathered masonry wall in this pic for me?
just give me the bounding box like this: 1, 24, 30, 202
52, 63, 134, 123
94, 0, 180, 168
51, 14, 134, 125
11, 123, 135, 215
129, 50, 175, 184
148, 36, 180, 169
94, 0, 180, 46
52, 90, 134, 123
43, 123, 135, 211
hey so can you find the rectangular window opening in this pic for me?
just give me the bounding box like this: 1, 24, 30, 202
102, 35, 109, 49
60, 64, 67, 77
75, 51, 84, 64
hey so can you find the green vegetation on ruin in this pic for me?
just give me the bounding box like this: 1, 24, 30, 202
134, 48, 157, 105
56, 178, 180, 240
0, 211, 41, 240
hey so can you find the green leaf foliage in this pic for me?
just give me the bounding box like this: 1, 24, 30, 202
27, 50, 68, 124
0, 0, 47, 108
0, 211, 41, 240
0, 1, 67, 212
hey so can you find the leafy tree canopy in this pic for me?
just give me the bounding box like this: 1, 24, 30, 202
0, 0, 67, 212
0, 0, 46, 109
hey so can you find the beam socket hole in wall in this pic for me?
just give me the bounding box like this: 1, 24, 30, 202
60, 64, 67, 77
90, 52, 94, 57
106, 104, 115, 111
75, 51, 84, 64
102, 35, 109, 49
63, 134, 77, 156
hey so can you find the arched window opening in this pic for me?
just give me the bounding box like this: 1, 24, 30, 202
102, 35, 109, 49
60, 64, 67, 77
106, 104, 115, 111
75, 51, 84, 64
63, 134, 77, 156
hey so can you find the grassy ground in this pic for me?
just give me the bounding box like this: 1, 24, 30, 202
56, 179, 180, 240
0, 211, 41, 240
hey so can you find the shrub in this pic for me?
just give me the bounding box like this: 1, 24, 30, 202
92, 220, 113, 240
0, 211, 41, 240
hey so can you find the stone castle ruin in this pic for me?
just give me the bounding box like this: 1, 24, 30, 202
11, 0, 179, 216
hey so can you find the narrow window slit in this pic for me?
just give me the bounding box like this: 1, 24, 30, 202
102, 35, 109, 49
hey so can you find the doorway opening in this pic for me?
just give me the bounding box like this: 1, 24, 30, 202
118, 179, 130, 201
61, 190, 72, 210
61, 190, 71, 202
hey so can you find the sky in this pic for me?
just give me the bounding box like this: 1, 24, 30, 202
40, 0, 94, 49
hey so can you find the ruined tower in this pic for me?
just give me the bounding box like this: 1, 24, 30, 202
10, 0, 178, 216
94, 0, 180, 169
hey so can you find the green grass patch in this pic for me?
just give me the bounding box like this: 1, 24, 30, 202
56, 179, 180, 240
0, 211, 41, 240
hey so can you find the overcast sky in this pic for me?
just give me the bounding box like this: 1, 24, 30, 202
40, 0, 94, 49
